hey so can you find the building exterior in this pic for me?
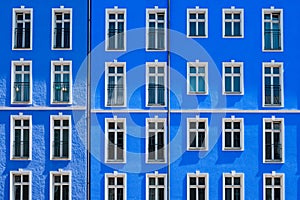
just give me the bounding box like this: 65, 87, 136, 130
90, 0, 300, 200
0, 0, 87, 199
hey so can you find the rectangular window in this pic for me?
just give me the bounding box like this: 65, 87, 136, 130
223, 7, 244, 38
187, 118, 208, 151
106, 8, 126, 51
146, 62, 166, 106
146, 8, 166, 51
187, 172, 208, 200
50, 115, 71, 160
51, 60, 72, 104
12, 7, 32, 49
263, 118, 284, 163
50, 171, 71, 200
223, 117, 244, 151
187, 61, 208, 94
52, 7, 72, 49
264, 173, 284, 200
106, 118, 126, 163
223, 61, 243, 94
263, 8, 283, 51
11, 60, 32, 104
223, 172, 244, 200
146, 173, 167, 200
263, 62, 283, 107
11, 115, 32, 160
105, 173, 126, 200
105, 62, 126, 107
146, 118, 166, 163
10, 170, 31, 200
187, 8, 208, 38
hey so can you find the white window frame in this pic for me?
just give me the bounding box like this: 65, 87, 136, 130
11, 59, 32, 104
187, 7, 208, 38
12, 6, 33, 50
105, 7, 126, 51
51, 59, 72, 104
105, 117, 126, 163
105, 172, 127, 200
52, 6, 72, 50
146, 172, 167, 200
222, 61, 244, 95
10, 169, 32, 200
10, 114, 32, 160
187, 60, 208, 95
146, 117, 166, 164
263, 172, 285, 200
105, 61, 126, 107
146, 7, 167, 51
50, 170, 72, 200
223, 171, 244, 200
222, 117, 244, 151
262, 61, 284, 107
50, 114, 72, 160
146, 61, 167, 107
263, 117, 284, 163
187, 171, 209, 200
187, 117, 208, 151
262, 7, 283, 52
222, 7, 244, 38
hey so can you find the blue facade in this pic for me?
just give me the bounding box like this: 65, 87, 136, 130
0, 0, 87, 199
90, 0, 300, 200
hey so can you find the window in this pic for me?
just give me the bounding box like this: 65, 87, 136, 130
106, 7, 126, 51
51, 59, 72, 104
187, 7, 208, 38
105, 61, 126, 107
187, 172, 209, 200
187, 117, 208, 151
105, 172, 126, 200
222, 117, 244, 151
10, 114, 32, 160
12, 7, 32, 49
10, 170, 31, 200
50, 114, 71, 160
223, 172, 244, 200
146, 62, 166, 106
223, 7, 244, 38
11, 59, 32, 104
105, 118, 126, 163
264, 172, 284, 200
263, 62, 283, 107
146, 7, 166, 51
52, 7, 72, 49
146, 118, 166, 163
50, 170, 71, 200
146, 172, 167, 200
187, 61, 208, 94
263, 118, 284, 163
263, 8, 283, 51
223, 61, 243, 95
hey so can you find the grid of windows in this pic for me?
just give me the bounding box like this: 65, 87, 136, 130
50, 115, 71, 160
106, 8, 126, 51
187, 118, 208, 150
146, 173, 167, 200
50, 171, 71, 200
105, 173, 126, 200
223, 172, 244, 200
223, 118, 244, 151
187, 172, 208, 200
187, 61, 208, 94
223, 8, 244, 38
187, 8, 208, 38
105, 118, 126, 163
223, 61, 243, 94
11, 115, 31, 160
146, 118, 166, 163
264, 173, 284, 200
10, 171, 31, 200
